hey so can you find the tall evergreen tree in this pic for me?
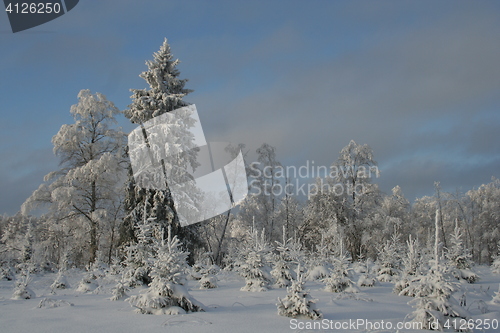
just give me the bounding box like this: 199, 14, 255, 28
122, 38, 194, 246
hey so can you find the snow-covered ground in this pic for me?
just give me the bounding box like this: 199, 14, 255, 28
1, 267, 499, 333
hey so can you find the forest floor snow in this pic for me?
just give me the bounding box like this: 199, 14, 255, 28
0, 266, 499, 333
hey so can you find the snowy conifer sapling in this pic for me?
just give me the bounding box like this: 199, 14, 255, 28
446, 221, 478, 283
128, 226, 203, 314
271, 227, 295, 288
277, 265, 322, 320
394, 235, 421, 295
194, 253, 218, 289
50, 270, 69, 292
76, 272, 98, 293
324, 251, 358, 293
376, 232, 401, 283
11, 271, 35, 300
407, 208, 470, 330
239, 225, 272, 292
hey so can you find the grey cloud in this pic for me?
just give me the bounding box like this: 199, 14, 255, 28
190, 4, 500, 202
1, 1, 499, 214
382, 155, 500, 200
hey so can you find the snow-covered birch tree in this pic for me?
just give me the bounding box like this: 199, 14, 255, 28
22, 89, 127, 266
330, 140, 380, 260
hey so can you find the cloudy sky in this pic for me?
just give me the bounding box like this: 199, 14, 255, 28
1, 0, 499, 215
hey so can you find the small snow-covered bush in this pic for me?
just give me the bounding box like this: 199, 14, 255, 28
307, 265, 330, 281
493, 258, 500, 274
76, 272, 98, 293
490, 284, 500, 305
458, 269, 479, 284
110, 282, 128, 301
38, 298, 73, 308
198, 275, 218, 289
11, 273, 35, 300
50, 271, 69, 292
129, 281, 203, 315
357, 272, 378, 287
192, 253, 218, 289
408, 296, 469, 331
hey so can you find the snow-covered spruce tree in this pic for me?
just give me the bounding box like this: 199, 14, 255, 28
394, 235, 422, 295
407, 261, 470, 330
376, 231, 402, 282
407, 208, 470, 331
271, 227, 296, 288
121, 203, 158, 288
446, 221, 478, 283
238, 224, 272, 292
122, 38, 197, 246
277, 265, 322, 320
22, 90, 127, 267
324, 252, 358, 293
11, 271, 35, 300
287, 233, 306, 278
128, 226, 203, 314
271, 255, 292, 288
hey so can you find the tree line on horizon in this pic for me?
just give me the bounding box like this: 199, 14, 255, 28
1, 38, 499, 271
